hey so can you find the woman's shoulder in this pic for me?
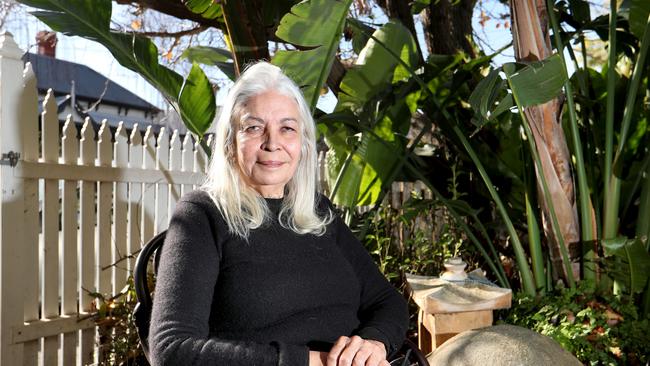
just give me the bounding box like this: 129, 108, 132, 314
178, 189, 219, 214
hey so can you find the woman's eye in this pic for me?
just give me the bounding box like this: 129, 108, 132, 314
282, 126, 296, 132
244, 125, 261, 133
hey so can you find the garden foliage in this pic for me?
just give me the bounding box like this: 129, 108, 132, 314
17, 0, 650, 362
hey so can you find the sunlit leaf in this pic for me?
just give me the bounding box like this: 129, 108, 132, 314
181, 46, 236, 81
504, 54, 567, 107
338, 20, 419, 111
183, 0, 223, 20
273, 0, 353, 109
179, 63, 216, 137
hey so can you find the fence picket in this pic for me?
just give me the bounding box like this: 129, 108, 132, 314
181, 133, 194, 197
97, 121, 113, 295
142, 126, 156, 242
169, 130, 182, 216
155, 128, 169, 233
113, 122, 129, 288
96, 121, 113, 363
61, 117, 79, 365
128, 125, 144, 264
41, 89, 60, 365
194, 138, 207, 190
78, 119, 96, 365
20, 62, 40, 366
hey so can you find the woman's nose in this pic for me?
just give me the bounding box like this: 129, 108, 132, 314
261, 129, 280, 151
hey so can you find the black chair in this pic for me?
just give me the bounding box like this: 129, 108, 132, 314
133, 230, 429, 366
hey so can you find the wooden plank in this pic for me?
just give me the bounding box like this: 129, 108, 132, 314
169, 130, 182, 215
15, 160, 205, 184
155, 128, 169, 233
142, 127, 156, 242
97, 121, 112, 296
61, 117, 79, 365
40, 90, 60, 366
79, 119, 97, 365
13, 316, 96, 344
181, 132, 194, 197
97, 121, 113, 364
128, 126, 144, 260
193, 137, 208, 190
20, 60, 40, 366
113, 123, 129, 288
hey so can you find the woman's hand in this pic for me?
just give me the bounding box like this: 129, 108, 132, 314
325, 335, 389, 366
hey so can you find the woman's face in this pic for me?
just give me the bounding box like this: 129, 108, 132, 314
235, 90, 302, 198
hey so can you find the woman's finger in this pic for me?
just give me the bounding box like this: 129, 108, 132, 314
328, 336, 350, 366
337, 336, 365, 366
360, 340, 386, 366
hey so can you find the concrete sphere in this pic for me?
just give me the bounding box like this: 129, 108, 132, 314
428, 324, 582, 366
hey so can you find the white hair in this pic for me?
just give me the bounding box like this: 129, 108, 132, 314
200, 61, 332, 238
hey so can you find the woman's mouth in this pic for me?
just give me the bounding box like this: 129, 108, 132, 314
257, 160, 285, 167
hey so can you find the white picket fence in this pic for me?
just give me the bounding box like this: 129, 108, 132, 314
0, 32, 211, 365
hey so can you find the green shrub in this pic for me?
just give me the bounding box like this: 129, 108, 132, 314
88, 277, 149, 365
502, 282, 650, 365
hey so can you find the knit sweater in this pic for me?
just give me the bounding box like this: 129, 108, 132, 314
149, 190, 408, 366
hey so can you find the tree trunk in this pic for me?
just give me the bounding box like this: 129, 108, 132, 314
422, 0, 477, 56
509, 0, 580, 281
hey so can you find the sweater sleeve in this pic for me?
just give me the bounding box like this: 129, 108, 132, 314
328, 205, 409, 355
148, 192, 309, 366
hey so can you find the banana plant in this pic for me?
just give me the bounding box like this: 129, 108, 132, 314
272, 0, 353, 110
469, 0, 650, 302
322, 20, 419, 207
18, 0, 216, 144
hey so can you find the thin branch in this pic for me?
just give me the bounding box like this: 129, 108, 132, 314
133, 25, 207, 38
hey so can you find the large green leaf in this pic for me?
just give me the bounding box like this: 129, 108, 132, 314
273, 0, 353, 109
183, 0, 223, 20
323, 21, 417, 206
468, 68, 513, 127
629, 0, 650, 40
338, 21, 419, 112
179, 63, 217, 137
19, 0, 216, 138
181, 46, 236, 81
603, 237, 650, 293
503, 54, 568, 108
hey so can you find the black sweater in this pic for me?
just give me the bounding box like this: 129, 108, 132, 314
149, 190, 408, 365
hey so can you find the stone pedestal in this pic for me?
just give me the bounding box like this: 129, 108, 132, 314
406, 274, 512, 354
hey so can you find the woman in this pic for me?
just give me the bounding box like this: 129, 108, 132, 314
149, 62, 408, 366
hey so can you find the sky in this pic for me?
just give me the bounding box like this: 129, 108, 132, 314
2, 1, 515, 112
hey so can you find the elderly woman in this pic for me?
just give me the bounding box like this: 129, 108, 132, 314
149, 62, 408, 366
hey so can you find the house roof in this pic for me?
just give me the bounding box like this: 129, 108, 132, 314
23, 52, 160, 112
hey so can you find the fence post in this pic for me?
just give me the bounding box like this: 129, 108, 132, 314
0, 32, 27, 365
